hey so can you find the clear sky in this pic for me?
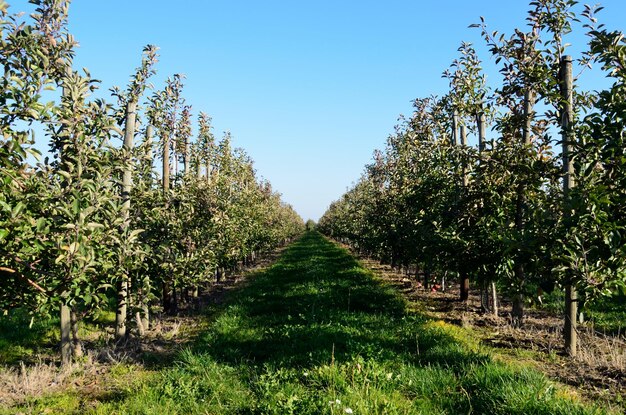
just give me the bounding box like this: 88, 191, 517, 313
9, 0, 626, 221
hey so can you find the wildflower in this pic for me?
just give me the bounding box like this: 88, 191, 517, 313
345, 408, 353, 414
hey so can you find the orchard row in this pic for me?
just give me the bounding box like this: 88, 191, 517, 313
0, 1, 303, 363
319, 0, 626, 357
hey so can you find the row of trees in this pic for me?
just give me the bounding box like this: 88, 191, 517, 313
0, 0, 303, 364
319, 0, 626, 357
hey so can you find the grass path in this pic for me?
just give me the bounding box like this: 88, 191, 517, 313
9, 232, 609, 414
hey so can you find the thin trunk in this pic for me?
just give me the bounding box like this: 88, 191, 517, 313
460, 124, 468, 187
172, 285, 178, 313
452, 111, 459, 146
163, 134, 171, 191
115, 279, 128, 339
141, 275, 150, 331
184, 136, 190, 175
511, 292, 524, 328
522, 89, 535, 144
116, 101, 136, 340
145, 124, 155, 188
161, 122, 172, 314
60, 303, 71, 365
459, 123, 470, 302
135, 311, 145, 337
477, 111, 496, 315
146, 125, 154, 161
459, 272, 470, 302
70, 308, 82, 358
480, 282, 489, 312
561, 55, 577, 357
477, 112, 486, 152
491, 281, 499, 317
59, 73, 72, 366
511, 88, 535, 325
163, 281, 172, 313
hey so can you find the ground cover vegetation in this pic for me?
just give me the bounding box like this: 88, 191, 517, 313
4, 233, 616, 414
1, 0, 625, 412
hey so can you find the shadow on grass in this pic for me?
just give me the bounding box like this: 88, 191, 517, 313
193, 231, 487, 371
44, 232, 605, 414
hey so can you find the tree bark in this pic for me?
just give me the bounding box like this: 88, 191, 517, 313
511, 88, 535, 326
70, 308, 82, 358
511, 291, 524, 328
60, 303, 71, 365
491, 281, 499, 317
560, 55, 577, 357
140, 275, 150, 331
115, 278, 128, 339
459, 123, 470, 302
459, 271, 470, 302
116, 100, 137, 339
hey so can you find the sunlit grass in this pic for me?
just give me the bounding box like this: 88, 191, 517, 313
5, 232, 612, 414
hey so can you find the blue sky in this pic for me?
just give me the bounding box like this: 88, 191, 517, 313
10, 0, 626, 220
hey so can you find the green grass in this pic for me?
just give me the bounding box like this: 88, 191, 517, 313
6, 232, 611, 414
536, 288, 626, 335
585, 295, 626, 335
0, 309, 58, 364
0, 303, 118, 365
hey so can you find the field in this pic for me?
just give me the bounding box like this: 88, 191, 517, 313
1, 232, 621, 414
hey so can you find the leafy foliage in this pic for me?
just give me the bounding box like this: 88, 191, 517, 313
0, 0, 303, 361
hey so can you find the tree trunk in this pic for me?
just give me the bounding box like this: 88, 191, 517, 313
477, 112, 486, 152
460, 124, 468, 187
480, 282, 489, 312
116, 100, 137, 340
458, 122, 470, 302
452, 111, 459, 146
135, 311, 145, 337
163, 280, 172, 314
511, 291, 524, 328
138, 275, 150, 332
491, 282, 499, 317
522, 89, 535, 144
70, 308, 82, 358
115, 278, 128, 339
161, 121, 172, 315
163, 134, 171, 191
510, 89, 534, 327
459, 271, 470, 302
172, 285, 178, 313
560, 55, 577, 357
565, 285, 577, 355
60, 303, 71, 365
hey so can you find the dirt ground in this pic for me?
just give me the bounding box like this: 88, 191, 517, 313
360, 256, 626, 409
